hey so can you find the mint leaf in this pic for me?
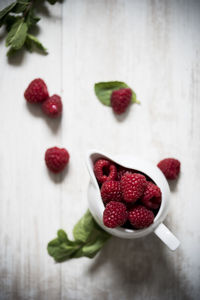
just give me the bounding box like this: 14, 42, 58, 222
26, 9, 40, 28
0, 0, 64, 58
82, 221, 110, 258
3, 15, 20, 31
73, 210, 95, 243
47, 230, 82, 262
47, 211, 111, 263
94, 81, 140, 106
57, 229, 69, 242
82, 234, 110, 258
0, 2, 17, 21
25, 34, 47, 54
48, 238, 60, 247
6, 19, 28, 50
13, 1, 30, 14
131, 89, 140, 104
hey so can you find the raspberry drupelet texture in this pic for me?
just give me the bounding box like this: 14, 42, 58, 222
45, 147, 69, 173
111, 88, 132, 114
101, 181, 122, 203
157, 158, 181, 180
94, 159, 117, 184
121, 173, 147, 203
103, 201, 128, 228
42, 94, 62, 118
141, 182, 161, 210
128, 205, 154, 229
117, 166, 133, 181
24, 78, 49, 103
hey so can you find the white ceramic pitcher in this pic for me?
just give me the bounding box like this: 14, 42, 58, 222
86, 150, 180, 251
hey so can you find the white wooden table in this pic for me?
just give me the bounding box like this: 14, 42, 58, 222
0, 1, 200, 299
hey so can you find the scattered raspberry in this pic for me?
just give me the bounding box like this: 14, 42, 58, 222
111, 88, 132, 114
103, 201, 128, 228
94, 159, 117, 184
141, 182, 161, 210
24, 78, 49, 103
42, 94, 62, 118
121, 173, 147, 203
128, 205, 154, 229
45, 147, 69, 173
101, 181, 122, 203
157, 158, 180, 180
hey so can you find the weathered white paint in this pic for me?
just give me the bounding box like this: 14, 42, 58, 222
0, 0, 199, 299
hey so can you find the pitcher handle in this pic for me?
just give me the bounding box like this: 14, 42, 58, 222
154, 223, 180, 251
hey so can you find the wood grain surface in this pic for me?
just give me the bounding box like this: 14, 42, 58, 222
0, 0, 200, 299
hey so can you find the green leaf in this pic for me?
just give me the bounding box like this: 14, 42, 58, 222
94, 81, 140, 106
47, 211, 111, 263
57, 229, 68, 242
131, 89, 140, 104
70, 247, 84, 258
48, 238, 60, 247
13, 1, 30, 14
3, 15, 20, 31
24, 36, 32, 52
26, 8, 40, 28
25, 34, 47, 54
73, 210, 95, 243
82, 235, 110, 258
0, 2, 17, 21
47, 230, 82, 262
6, 19, 28, 50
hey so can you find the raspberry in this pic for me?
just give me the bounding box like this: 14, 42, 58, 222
121, 173, 147, 203
141, 182, 161, 210
128, 205, 154, 229
103, 201, 128, 228
101, 181, 122, 203
94, 159, 117, 184
157, 158, 180, 180
111, 88, 132, 114
42, 94, 62, 118
24, 78, 49, 103
45, 147, 69, 173
117, 166, 133, 181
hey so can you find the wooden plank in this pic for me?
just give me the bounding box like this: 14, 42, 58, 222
0, 2, 63, 300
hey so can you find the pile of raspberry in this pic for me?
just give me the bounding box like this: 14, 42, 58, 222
94, 158, 162, 229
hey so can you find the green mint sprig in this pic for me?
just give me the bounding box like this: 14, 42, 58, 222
0, 0, 61, 56
94, 81, 140, 106
47, 210, 111, 262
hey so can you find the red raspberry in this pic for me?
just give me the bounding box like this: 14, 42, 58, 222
141, 182, 161, 210
117, 166, 133, 181
24, 78, 49, 103
157, 158, 180, 180
94, 159, 117, 184
101, 181, 122, 203
111, 88, 132, 114
42, 95, 62, 118
128, 205, 154, 229
103, 201, 128, 228
45, 147, 70, 173
121, 173, 147, 203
